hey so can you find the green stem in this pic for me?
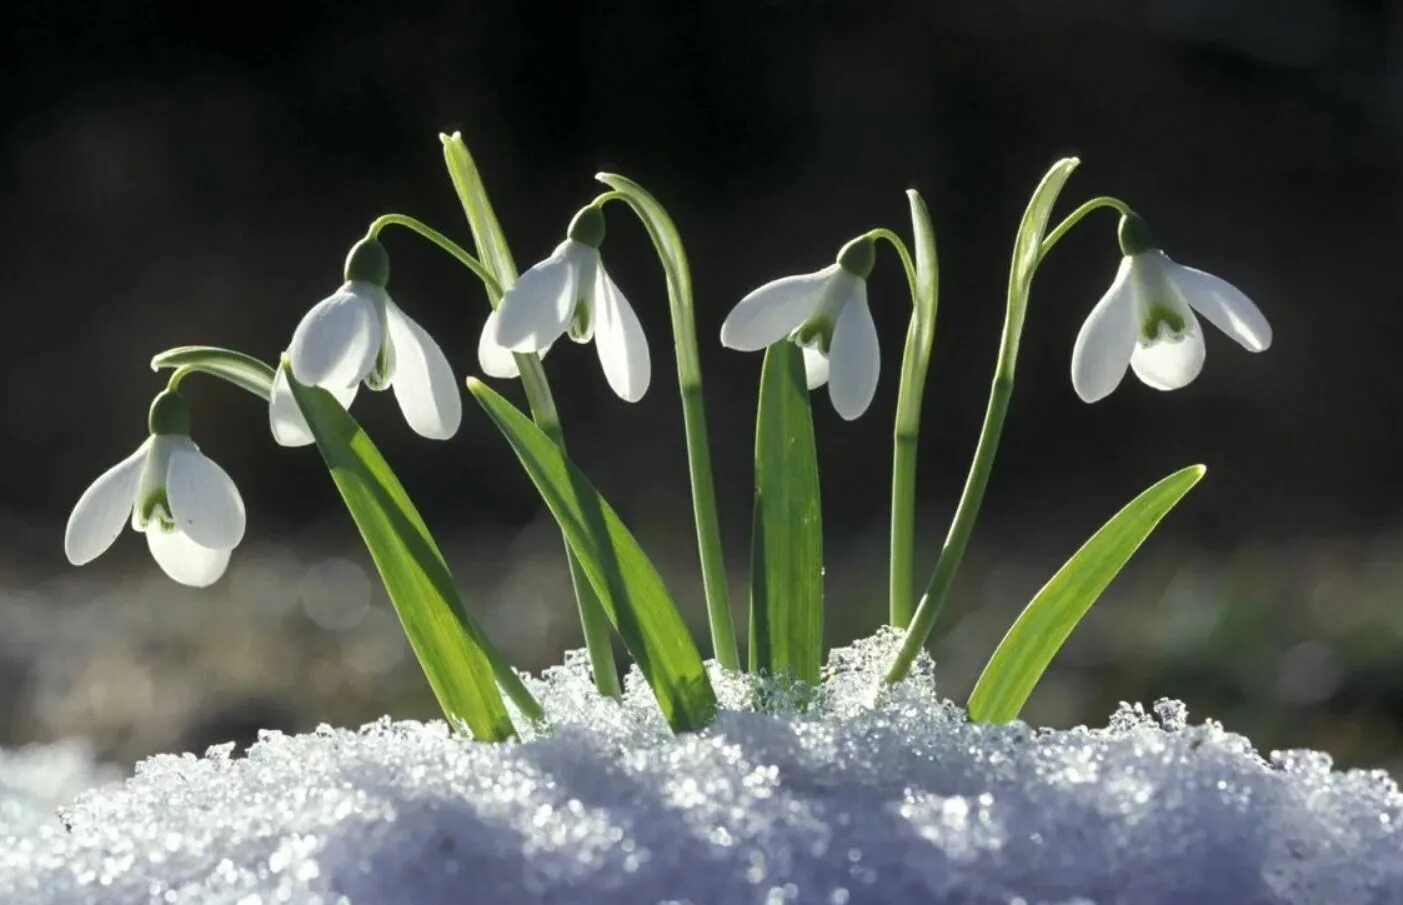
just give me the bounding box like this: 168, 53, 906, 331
367, 214, 502, 298
867, 201, 939, 630
593, 175, 739, 672
1039, 196, 1129, 260
885, 159, 1081, 684
440, 135, 623, 699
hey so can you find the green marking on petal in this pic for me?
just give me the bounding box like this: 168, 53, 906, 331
1140, 302, 1187, 343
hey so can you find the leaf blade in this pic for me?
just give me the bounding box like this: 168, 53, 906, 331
749, 343, 823, 684
468, 377, 718, 732
966, 464, 1205, 724
288, 377, 517, 742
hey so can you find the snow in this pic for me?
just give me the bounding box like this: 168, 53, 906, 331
3, 628, 1401, 905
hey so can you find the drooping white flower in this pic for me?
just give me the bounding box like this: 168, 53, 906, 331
277, 237, 462, 444
64, 390, 245, 588
486, 206, 650, 402
720, 235, 880, 421
1071, 214, 1273, 403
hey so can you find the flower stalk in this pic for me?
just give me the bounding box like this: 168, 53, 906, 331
593, 173, 739, 672
876, 192, 939, 629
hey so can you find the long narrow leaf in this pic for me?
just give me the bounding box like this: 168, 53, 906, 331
966, 464, 1206, 723
749, 343, 823, 684
288, 376, 518, 742
468, 378, 718, 733
441, 132, 519, 284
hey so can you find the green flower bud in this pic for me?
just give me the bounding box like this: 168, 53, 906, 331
1117, 212, 1159, 256
567, 206, 607, 248
836, 235, 876, 279
148, 390, 191, 437
344, 237, 391, 286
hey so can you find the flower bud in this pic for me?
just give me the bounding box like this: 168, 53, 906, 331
344, 237, 391, 286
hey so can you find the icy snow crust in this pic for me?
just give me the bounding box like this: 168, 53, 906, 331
4, 630, 1402, 905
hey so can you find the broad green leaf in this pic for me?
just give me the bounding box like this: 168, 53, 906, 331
288, 376, 519, 742
468, 378, 718, 733
966, 464, 1206, 724
749, 343, 823, 684
151, 346, 275, 400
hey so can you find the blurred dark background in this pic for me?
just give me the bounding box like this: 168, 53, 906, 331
4, 2, 1403, 771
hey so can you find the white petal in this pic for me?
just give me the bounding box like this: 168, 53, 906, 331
385, 300, 463, 439
801, 345, 830, 390
64, 440, 148, 565
1130, 313, 1206, 391
1172, 262, 1272, 352
492, 241, 583, 353
165, 439, 246, 549
1071, 258, 1139, 403
826, 282, 880, 420
288, 283, 384, 389
478, 309, 522, 378
720, 266, 835, 351
270, 365, 358, 447
146, 528, 231, 588
590, 262, 651, 402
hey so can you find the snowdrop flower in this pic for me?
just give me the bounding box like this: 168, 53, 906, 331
64, 390, 245, 588
720, 235, 879, 420
275, 237, 462, 444
486, 206, 650, 402
1072, 214, 1272, 403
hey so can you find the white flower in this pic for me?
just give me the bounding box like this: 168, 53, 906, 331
277, 238, 462, 444
486, 207, 650, 403
1071, 249, 1273, 404
719, 237, 880, 421
64, 394, 245, 588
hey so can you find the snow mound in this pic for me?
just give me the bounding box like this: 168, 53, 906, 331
0, 741, 118, 837
3, 629, 1401, 904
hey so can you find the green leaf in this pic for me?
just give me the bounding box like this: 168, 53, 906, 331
151, 346, 275, 400
468, 377, 718, 733
749, 343, 823, 684
287, 376, 519, 742
966, 464, 1206, 724
441, 132, 519, 284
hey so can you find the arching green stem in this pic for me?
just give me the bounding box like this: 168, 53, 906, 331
1039, 196, 1130, 260
867, 192, 939, 629
440, 133, 622, 699
366, 214, 503, 298
885, 159, 1082, 684
592, 173, 738, 672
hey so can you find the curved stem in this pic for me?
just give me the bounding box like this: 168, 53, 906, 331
1039, 196, 1129, 260
594, 175, 739, 671
885, 159, 1080, 684
870, 195, 939, 629
368, 213, 503, 298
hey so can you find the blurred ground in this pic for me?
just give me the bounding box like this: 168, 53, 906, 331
3, 1, 1402, 773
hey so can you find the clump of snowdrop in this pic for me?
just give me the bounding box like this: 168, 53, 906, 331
278, 236, 462, 442
485, 205, 651, 402
1071, 213, 1273, 403
720, 235, 880, 420
64, 390, 245, 588
62, 137, 1283, 753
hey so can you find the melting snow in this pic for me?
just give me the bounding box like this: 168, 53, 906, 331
2, 629, 1400, 904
